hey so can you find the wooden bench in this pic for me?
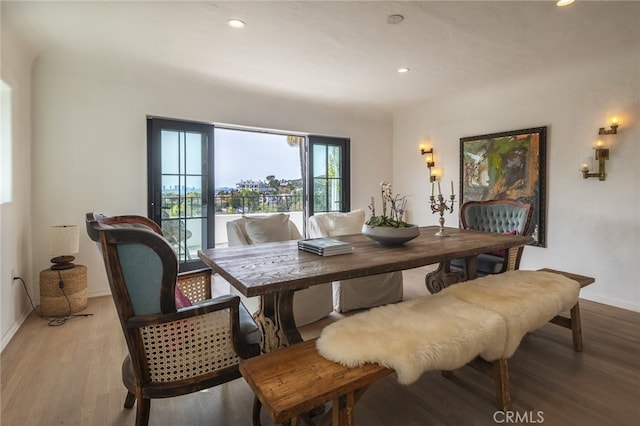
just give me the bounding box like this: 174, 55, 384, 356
443, 269, 595, 410
240, 338, 392, 426
538, 268, 595, 352
241, 269, 595, 425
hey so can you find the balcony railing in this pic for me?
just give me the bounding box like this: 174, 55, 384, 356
160, 193, 303, 218
215, 193, 303, 214
160, 194, 305, 252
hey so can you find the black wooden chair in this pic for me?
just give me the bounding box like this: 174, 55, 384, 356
86, 213, 260, 426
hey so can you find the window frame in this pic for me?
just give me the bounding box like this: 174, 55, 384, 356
1, 80, 12, 204
147, 117, 214, 272
306, 135, 351, 219
148, 119, 351, 270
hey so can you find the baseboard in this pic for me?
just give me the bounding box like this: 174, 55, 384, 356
88, 289, 111, 298
580, 292, 640, 313
0, 309, 31, 353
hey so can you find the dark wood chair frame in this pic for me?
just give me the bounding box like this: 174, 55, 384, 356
86, 213, 260, 426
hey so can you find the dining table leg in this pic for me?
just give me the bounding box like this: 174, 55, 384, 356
254, 290, 303, 353
275, 289, 303, 346
463, 255, 478, 280
425, 260, 463, 293
425, 255, 482, 293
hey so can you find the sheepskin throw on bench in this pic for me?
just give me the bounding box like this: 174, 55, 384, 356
316, 293, 507, 384
440, 270, 580, 357
316, 270, 580, 384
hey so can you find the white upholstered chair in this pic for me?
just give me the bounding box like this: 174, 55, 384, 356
308, 209, 404, 312
226, 213, 333, 326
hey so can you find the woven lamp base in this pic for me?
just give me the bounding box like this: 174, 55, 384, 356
39, 265, 88, 316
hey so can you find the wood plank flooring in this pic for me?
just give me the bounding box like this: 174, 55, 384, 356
2, 266, 639, 426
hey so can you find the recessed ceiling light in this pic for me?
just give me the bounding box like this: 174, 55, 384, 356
387, 14, 404, 25
556, 0, 575, 7
398, 67, 410, 73
228, 19, 245, 28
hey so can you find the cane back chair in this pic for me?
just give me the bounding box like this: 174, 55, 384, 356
86, 213, 260, 426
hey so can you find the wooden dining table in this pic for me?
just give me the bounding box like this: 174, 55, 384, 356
198, 225, 533, 352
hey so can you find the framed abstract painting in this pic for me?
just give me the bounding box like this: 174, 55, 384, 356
460, 127, 547, 247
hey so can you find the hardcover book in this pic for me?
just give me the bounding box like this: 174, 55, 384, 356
298, 238, 353, 256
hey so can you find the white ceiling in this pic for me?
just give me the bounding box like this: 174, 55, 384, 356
3, 1, 639, 113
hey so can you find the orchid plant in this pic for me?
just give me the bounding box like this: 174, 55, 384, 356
365, 181, 410, 228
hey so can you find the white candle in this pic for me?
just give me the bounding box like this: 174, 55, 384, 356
437, 179, 441, 195
431, 181, 434, 196
451, 180, 454, 196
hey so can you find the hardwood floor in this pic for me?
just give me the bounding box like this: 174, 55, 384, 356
2, 266, 639, 426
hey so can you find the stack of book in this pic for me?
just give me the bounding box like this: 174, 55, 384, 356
297, 238, 353, 256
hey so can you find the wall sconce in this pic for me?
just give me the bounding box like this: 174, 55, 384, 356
420, 144, 436, 182
430, 167, 443, 182
581, 141, 609, 181
598, 118, 619, 135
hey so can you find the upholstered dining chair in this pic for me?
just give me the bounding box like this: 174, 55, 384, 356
308, 209, 404, 312
86, 213, 260, 426
450, 199, 533, 276
226, 213, 333, 326
86, 213, 210, 301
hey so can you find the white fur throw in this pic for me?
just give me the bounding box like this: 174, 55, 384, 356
316, 294, 507, 385
440, 270, 580, 358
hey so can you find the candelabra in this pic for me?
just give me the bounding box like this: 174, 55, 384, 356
429, 193, 456, 237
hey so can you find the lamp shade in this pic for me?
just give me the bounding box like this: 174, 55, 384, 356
49, 225, 79, 257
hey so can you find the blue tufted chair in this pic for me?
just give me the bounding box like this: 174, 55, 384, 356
86, 213, 260, 426
451, 200, 533, 276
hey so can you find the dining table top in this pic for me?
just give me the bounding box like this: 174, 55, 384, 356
198, 226, 534, 298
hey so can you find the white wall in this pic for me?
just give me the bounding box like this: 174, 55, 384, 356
3, 10, 638, 352
30, 50, 394, 301
393, 49, 640, 311
0, 21, 35, 348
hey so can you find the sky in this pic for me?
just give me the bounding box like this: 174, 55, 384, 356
214, 128, 302, 188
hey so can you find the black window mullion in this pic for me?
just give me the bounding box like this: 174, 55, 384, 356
207, 130, 215, 248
